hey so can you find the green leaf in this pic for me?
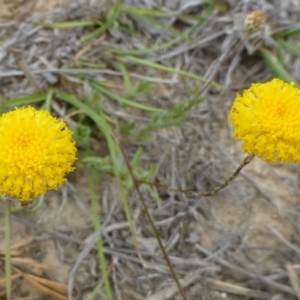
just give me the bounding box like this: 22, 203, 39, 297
3, 94, 47, 107
91, 81, 165, 113
274, 27, 300, 38
34, 20, 97, 28
260, 48, 295, 83
131, 147, 143, 168
277, 38, 300, 56
82, 4, 121, 43
137, 91, 203, 140
121, 56, 224, 88
73, 123, 92, 149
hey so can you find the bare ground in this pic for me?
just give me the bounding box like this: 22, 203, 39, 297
1, 0, 300, 299
0, 0, 70, 21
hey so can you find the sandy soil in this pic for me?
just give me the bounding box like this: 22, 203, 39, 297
0, 0, 70, 21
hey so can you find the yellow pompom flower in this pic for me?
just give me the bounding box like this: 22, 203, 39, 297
0, 106, 76, 204
229, 78, 300, 163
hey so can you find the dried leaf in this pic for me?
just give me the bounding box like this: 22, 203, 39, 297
26, 274, 68, 294
10, 236, 35, 250
0, 273, 22, 286
23, 274, 68, 300
11, 257, 55, 271
0, 236, 35, 256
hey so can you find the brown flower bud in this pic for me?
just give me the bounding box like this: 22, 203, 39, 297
244, 10, 266, 33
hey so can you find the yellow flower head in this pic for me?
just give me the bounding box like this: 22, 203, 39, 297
0, 106, 76, 203
229, 78, 300, 163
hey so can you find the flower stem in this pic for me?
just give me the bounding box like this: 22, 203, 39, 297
137, 154, 255, 197
117, 134, 188, 300
5, 201, 11, 300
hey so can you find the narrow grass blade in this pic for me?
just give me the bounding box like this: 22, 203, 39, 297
87, 260, 115, 300
274, 27, 300, 38
82, 2, 121, 43
82, 156, 113, 174
82, 17, 117, 43
31, 194, 45, 211
88, 171, 113, 300
103, 37, 181, 55
86, 278, 106, 300
91, 81, 166, 113
55, 91, 113, 131
56, 91, 142, 273
277, 38, 300, 56
118, 62, 132, 91
75, 60, 105, 69
18, 60, 42, 93
105, 9, 211, 56
94, 108, 142, 265
42, 89, 53, 111
120, 6, 169, 16
121, 56, 224, 88
260, 48, 295, 83
0, 95, 5, 115
131, 147, 143, 168
125, 13, 185, 38
3, 94, 47, 107
34, 21, 96, 28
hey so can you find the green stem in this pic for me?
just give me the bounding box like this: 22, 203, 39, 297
120, 56, 224, 89
5, 201, 11, 300
89, 172, 113, 300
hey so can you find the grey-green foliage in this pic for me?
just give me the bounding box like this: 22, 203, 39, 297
137, 89, 203, 140
74, 123, 92, 149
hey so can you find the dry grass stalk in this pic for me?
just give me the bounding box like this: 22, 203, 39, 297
0, 235, 68, 300
25, 274, 68, 295
0, 273, 22, 286
206, 278, 271, 299
286, 262, 300, 300
22, 274, 68, 300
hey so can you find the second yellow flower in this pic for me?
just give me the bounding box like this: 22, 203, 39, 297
229, 78, 300, 163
